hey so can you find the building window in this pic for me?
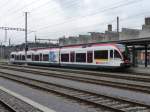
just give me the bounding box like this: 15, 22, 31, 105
61, 54, 69, 62
70, 52, 75, 62
43, 54, 49, 61
76, 53, 86, 62
94, 50, 108, 59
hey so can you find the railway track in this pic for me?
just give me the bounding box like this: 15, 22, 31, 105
0, 100, 16, 112
2, 63, 150, 82
0, 71, 150, 112
6, 63, 150, 76
0, 65, 150, 94
0, 87, 43, 112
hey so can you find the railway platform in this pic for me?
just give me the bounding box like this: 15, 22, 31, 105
0, 77, 103, 112
0, 86, 55, 112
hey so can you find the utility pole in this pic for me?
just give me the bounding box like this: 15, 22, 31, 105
5, 29, 7, 42
25, 12, 28, 64
9, 38, 11, 46
35, 34, 37, 43
0, 42, 2, 59
117, 16, 119, 38
35, 34, 37, 48
8, 38, 11, 60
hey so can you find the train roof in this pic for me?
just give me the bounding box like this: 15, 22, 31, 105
60, 43, 119, 49
11, 43, 124, 53
30, 47, 59, 51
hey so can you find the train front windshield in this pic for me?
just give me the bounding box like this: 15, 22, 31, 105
116, 44, 130, 61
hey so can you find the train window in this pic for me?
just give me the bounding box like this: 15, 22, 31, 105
32, 54, 35, 61
11, 55, 14, 58
61, 54, 69, 62
110, 50, 113, 58
22, 55, 25, 60
16, 55, 19, 60
114, 50, 121, 59
43, 54, 49, 61
15, 55, 17, 60
19, 55, 21, 60
40, 53, 42, 61
76, 53, 86, 62
94, 50, 108, 59
35, 55, 39, 61
27, 55, 31, 58
87, 51, 93, 63
70, 52, 75, 62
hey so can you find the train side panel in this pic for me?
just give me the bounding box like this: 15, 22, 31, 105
10, 43, 130, 68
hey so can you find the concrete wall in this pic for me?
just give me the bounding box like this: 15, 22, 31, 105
59, 18, 150, 46
119, 28, 140, 40
59, 31, 119, 46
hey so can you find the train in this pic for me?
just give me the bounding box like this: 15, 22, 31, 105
10, 43, 131, 69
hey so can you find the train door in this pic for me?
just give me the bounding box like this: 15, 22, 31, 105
110, 50, 114, 60
109, 50, 114, 66
87, 51, 93, 63
32, 54, 35, 61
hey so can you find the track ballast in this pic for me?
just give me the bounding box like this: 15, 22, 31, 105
0, 66, 149, 112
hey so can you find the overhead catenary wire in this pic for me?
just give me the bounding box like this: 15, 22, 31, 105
6, 0, 125, 32
28, 0, 125, 24
6, 0, 43, 15
1, 0, 149, 45
36, 18, 116, 36
28, 0, 127, 26
35, 0, 144, 31
3, 0, 81, 25
5, 0, 127, 26
0, 0, 11, 10
32, 0, 148, 41
0, 0, 45, 24
3, 0, 142, 28
7, 0, 79, 18
36, 10, 149, 39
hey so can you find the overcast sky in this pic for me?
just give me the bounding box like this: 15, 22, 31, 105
0, 0, 150, 45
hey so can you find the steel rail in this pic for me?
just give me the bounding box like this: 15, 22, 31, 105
0, 65, 150, 94
2, 64, 150, 82
0, 100, 17, 112
0, 71, 149, 112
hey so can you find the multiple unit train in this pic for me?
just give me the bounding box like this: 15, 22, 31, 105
10, 43, 131, 69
